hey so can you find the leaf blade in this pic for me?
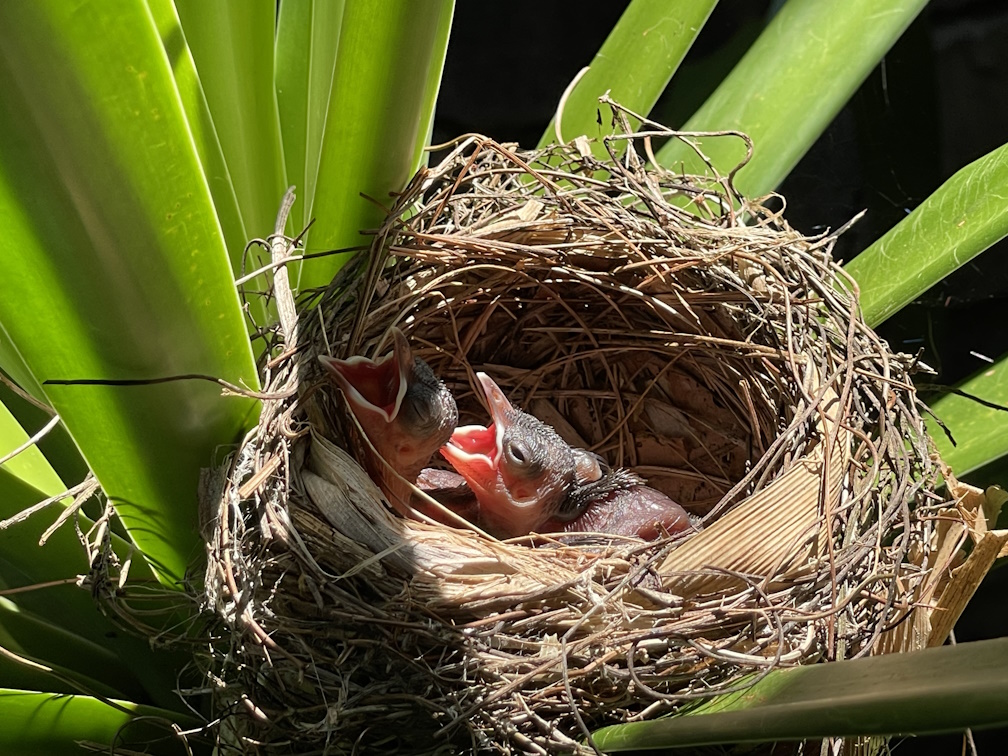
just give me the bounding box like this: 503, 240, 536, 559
655, 0, 928, 197
275, 0, 346, 233
846, 142, 1008, 328
173, 0, 287, 240
305, 0, 455, 290
927, 357, 1008, 476
0, 689, 198, 756
538, 0, 718, 149
0, 1, 260, 584
592, 637, 1008, 750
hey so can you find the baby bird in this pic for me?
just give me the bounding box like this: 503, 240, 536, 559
441, 373, 692, 540
319, 328, 458, 509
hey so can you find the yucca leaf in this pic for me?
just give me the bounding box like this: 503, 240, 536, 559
275, 0, 346, 234
0, 689, 198, 756
305, 0, 455, 291
0, 597, 147, 702
0, 399, 67, 500
173, 0, 287, 243
0, 340, 46, 406
591, 637, 1008, 750
846, 142, 1008, 329
0, 399, 186, 709
655, 0, 927, 197
0, 384, 88, 490
927, 358, 1008, 476
0, 1, 260, 585
147, 0, 249, 280
839, 142, 1008, 474
538, 0, 718, 149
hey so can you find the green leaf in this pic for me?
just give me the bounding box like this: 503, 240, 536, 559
0, 597, 146, 702
846, 142, 1008, 328
147, 0, 249, 280
655, 0, 927, 197
0, 398, 66, 500
927, 356, 1008, 476
0, 400, 186, 710
305, 0, 455, 291
0, 384, 89, 490
0, 689, 198, 756
591, 637, 1008, 750
0, 336, 46, 405
174, 0, 287, 241
0, 1, 260, 585
538, 0, 718, 149
275, 0, 346, 234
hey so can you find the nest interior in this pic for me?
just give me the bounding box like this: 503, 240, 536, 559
199, 104, 960, 754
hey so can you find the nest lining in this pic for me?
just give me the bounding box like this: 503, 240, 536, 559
198, 104, 955, 754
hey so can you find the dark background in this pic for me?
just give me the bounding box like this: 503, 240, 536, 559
433, 2, 1008, 753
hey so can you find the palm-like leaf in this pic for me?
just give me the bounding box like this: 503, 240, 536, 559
0, 0, 1005, 749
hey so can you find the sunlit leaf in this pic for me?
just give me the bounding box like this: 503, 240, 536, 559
846, 142, 1008, 328
928, 356, 1008, 476
147, 0, 249, 280
538, 0, 718, 150
305, 0, 455, 291
592, 638, 1008, 750
0, 689, 198, 756
174, 0, 287, 242
0, 1, 260, 585
276, 0, 345, 234
655, 0, 927, 197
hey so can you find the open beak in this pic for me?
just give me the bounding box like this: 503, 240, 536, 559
319, 327, 412, 425
439, 373, 509, 495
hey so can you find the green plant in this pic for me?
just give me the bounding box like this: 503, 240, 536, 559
0, 0, 1005, 751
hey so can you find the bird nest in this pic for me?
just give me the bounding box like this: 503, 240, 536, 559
197, 103, 987, 754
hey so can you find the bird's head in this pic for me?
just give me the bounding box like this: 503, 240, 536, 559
440, 372, 596, 537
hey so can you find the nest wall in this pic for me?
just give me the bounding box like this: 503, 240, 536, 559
199, 107, 958, 754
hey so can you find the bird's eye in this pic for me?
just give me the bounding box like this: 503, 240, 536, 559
505, 439, 531, 467
399, 392, 435, 432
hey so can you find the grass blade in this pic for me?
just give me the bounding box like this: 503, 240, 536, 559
305, 0, 455, 291
276, 0, 346, 233
0, 1, 260, 585
592, 637, 1008, 750
655, 0, 927, 197
538, 0, 718, 150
